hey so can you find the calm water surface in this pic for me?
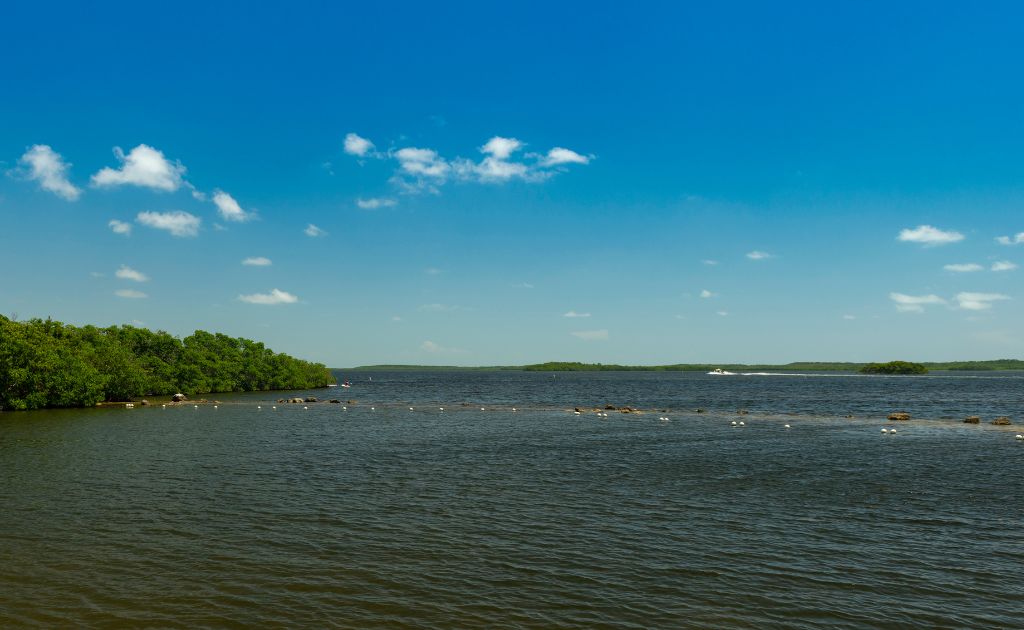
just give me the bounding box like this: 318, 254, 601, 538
1, 371, 1022, 628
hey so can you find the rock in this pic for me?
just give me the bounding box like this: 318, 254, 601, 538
574, 407, 582, 413
171, 393, 187, 402
305, 397, 318, 403
140, 400, 150, 406
329, 399, 341, 404
695, 408, 705, 413
737, 409, 749, 415
290, 397, 304, 404
604, 404, 616, 410
964, 416, 980, 424
991, 417, 1012, 426
346, 400, 356, 404
887, 412, 911, 421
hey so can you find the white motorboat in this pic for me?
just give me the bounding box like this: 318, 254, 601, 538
707, 368, 736, 375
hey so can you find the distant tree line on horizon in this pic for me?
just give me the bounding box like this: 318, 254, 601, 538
0, 315, 334, 411
348, 359, 1024, 372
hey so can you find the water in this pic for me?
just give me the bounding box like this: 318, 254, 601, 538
1, 371, 1022, 628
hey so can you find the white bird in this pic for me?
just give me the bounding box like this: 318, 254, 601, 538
304, 406, 308, 410
272, 406, 277, 410
371, 407, 375, 411
1015, 434, 1023, 440
161, 404, 166, 408
784, 424, 791, 429
481, 407, 485, 411
731, 421, 738, 426
739, 421, 745, 426
574, 411, 581, 415
881, 428, 888, 434
342, 406, 347, 410
409, 407, 414, 411
213, 405, 218, 409
194, 405, 198, 409
440, 407, 444, 411
512, 407, 517, 412
257, 405, 262, 409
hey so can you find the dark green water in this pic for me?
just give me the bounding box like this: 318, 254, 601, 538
1, 371, 1022, 628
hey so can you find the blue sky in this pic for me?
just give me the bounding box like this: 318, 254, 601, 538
2, 1, 1023, 366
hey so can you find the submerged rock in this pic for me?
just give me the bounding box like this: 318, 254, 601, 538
305, 397, 318, 403
329, 399, 341, 404
991, 417, 1012, 426
964, 416, 980, 424
887, 412, 911, 421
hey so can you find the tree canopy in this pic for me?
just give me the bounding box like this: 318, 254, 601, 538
0, 315, 334, 411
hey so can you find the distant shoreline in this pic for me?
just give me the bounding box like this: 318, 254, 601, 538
338, 360, 1024, 372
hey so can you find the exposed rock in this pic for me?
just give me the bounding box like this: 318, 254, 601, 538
290, 397, 304, 404
346, 400, 356, 404
737, 409, 749, 415
574, 407, 583, 413
695, 408, 705, 413
887, 412, 911, 421
305, 397, 318, 403
140, 400, 150, 406
277, 399, 286, 403
991, 417, 1012, 426
171, 393, 187, 402
964, 416, 980, 424
329, 399, 341, 404
604, 404, 616, 410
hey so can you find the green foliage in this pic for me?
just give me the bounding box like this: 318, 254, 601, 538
859, 361, 929, 375
0, 315, 334, 411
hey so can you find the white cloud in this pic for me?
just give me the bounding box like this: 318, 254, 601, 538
212, 190, 254, 222
571, 329, 608, 341
889, 292, 946, 313
242, 257, 272, 266
542, 147, 591, 166
304, 224, 327, 237
344, 133, 375, 157
17, 145, 81, 200
943, 263, 983, 273
115, 265, 148, 282
238, 288, 298, 305
897, 225, 964, 246
419, 303, 459, 312
481, 136, 522, 160
136, 210, 200, 237
956, 292, 1009, 311
746, 250, 772, 260
842, 314, 857, 320
996, 232, 1024, 245
991, 260, 1017, 272
391, 316, 402, 322
700, 289, 715, 298
357, 197, 397, 209
395, 147, 451, 178
108, 219, 132, 235
91, 144, 186, 192
473, 156, 530, 182
420, 340, 464, 353
701, 259, 719, 266
563, 310, 591, 318
716, 311, 729, 317
115, 289, 147, 299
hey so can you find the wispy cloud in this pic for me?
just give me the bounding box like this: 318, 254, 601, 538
344, 133, 375, 157
991, 260, 1017, 272
563, 310, 591, 318
421, 340, 465, 353
541, 147, 591, 166
108, 219, 132, 236
419, 303, 459, 312
115, 289, 147, 299
304, 224, 327, 237
212, 190, 254, 222
136, 210, 200, 237
699, 289, 715, 298
242, 257, 272, 266
943, 263, 983, 273
996, 232, 1024, 245
512, 282, 535, 289
701, 259, 719, 266
357, 197, 397, 209
956, 292, 1009, 311
716, 311, 729, 317
842, 314, 857, 320
890, 292, 946, 313
91, 144, 186, 192
16, 145, 81, 200
116, 265, 148, 282
898, 225, 964, 246
238, 288, 298, 305
746, 250, 773, 260
571, 329, 608, 340
424, 267, 442, 275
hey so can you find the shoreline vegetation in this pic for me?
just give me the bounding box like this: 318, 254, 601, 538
347, 360, 1024, 372
0, 316, 334, 411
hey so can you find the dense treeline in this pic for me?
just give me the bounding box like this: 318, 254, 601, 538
859, 361, 928, 375
0, 315, 334, 411
519, 360, 1024, 372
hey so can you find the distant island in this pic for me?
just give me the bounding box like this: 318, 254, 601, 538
346, 360, 1024, 372
859, 361, 928, 375
0, 315, 334, 411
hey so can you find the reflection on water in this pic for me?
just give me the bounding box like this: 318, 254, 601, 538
1, 371, 1022, 628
